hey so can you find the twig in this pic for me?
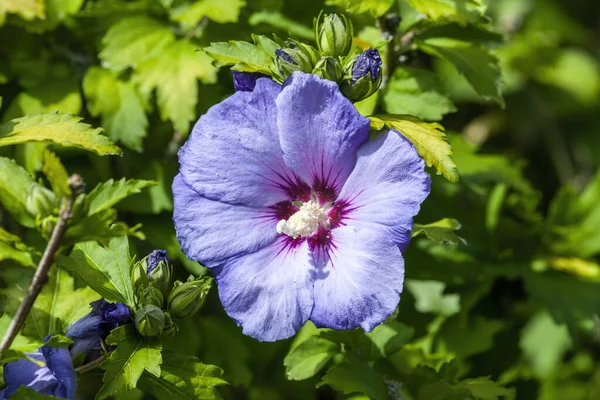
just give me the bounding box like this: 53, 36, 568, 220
76, 355, 106, 374
0, 174, 85, 360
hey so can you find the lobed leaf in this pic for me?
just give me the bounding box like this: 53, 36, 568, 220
0, 157, 36, 227
284, 336, 340, 381
85, 178, 156, 216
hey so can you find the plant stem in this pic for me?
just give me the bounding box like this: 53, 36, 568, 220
0, 174, 84, 361
76, 355, 106, 374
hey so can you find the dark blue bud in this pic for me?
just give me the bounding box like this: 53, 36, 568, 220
147, 249, 169, 274
233, 71, 268, 92
99, 302, 131, 337
275, 48, 296, 65
352, 48, 382, 83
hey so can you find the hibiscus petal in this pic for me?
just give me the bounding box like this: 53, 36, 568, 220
337, 130, 430, 251
178, 78, 303, 207
310, 225, 404, 331
214, 239, 314, 341
276, 72, 370, 200
41, 346, 77, 399
1, 355, 45, 398
173, 174, 278, 267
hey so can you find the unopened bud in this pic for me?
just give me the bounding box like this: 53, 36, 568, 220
274, 42, 320, 81
138, 284, 164, 309
315, 12, 353, 57
313, 57, 344, 82
134, 305, 165, 337
168, 276, 213, 319
341, 48, 383, 101
147, 250, 172, 296
26, 185, 57, 217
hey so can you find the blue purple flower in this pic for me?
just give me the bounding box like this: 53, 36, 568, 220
0, 342, 76, 399
147, 249, 169, 274
173, 72, 430, 341
233, 71, 268, 92
65, 299, 130, 356
352, 48, 382, 83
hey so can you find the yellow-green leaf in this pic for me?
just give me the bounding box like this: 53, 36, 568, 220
370, 114, 458, 182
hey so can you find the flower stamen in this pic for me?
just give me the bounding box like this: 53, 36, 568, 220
276, 200, 329, 238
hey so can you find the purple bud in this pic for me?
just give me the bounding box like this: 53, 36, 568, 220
147, 249, 169, 275
233, 71, 268, 92
275, 48, 296, 65
351, 48, 382, 83
99, 302, 131, 337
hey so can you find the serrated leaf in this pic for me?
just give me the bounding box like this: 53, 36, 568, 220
317, 353, 388, 400
459, 377, 513, 400
100, 16, 175, 72
64, 208, 145, 245
0, 0, 44, 24
413, 218, 466, 245
405, 280, 460, 316
171, 0, 246, 28
0, 156, 36, 227
0, 112, 122, 156
85, 178, 156, 216
419, 38, 504, 106
325, 0, 394, 17
137, 351, 227, 400
204, 39, 273, 75
406, 0, 486, 25
0, 228, 36, 267
2, 80, 82, 119
57, 236, 135, 305
15, 267, 99, 340
117, 162, 174, 214
83, 67, 148, 152
384, 67, 456, 121
98, 325, 162, 399
370, 114, 458, 182
0, 314, 42, 364
133, 39, 217, 133
284, 336, 339, 381
42, 150, 71, 197
365, 321, 414, 360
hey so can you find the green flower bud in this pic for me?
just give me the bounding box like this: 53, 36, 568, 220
274, 41, 320, 81
314, 12, 353, 57
26, 185, 57, 217
134, 304, 165, 337
340, 49, 383, 101
312, 57, 344, 82
131, 250, 173, 297
137, 284, 164, 309
168, 276, 213, 319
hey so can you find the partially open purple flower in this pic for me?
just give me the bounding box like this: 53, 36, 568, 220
147, 249, 169, 274
65, 299, 130, 356
232, 71, 268, 92
0, 343, 76, 399
351, 48, 382, 83
173, 72, 430, 341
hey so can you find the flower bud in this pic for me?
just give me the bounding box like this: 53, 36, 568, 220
26, 185, 58, 217
341, 48, 383, 101
137, 284, 164, 309
233, 71, 268, 92
312, 57, 344, 82
274, 42, 320, 81
131, 250, 173, 296
315, 12, 353, 57
167, 276, 213, 319
134, 305, 165, 337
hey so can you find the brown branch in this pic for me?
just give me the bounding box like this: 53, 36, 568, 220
0, 174, 84, 360
76, 355, 106, 374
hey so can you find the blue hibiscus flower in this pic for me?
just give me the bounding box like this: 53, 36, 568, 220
173, 72, 430, 341
0, 343, 76, 399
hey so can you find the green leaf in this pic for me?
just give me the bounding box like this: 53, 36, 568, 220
0, 314, 42, 364
248, 11, 313, 40
204, 38, 275, 75
42, 150, 71, 197
25, 0, 84, 32
317, 353, 388, 400
57, 236, 136, 305
325, 0, 395, 17
413, 218, 467, 245
83, 67, 148, 152
98, 325, 163, 399
64, 209, 145, 245
365, 321, 414, 360
18, 267, 98, 340
2, 80, 82, 118
0, 0, 44, 24
171, 0, 246, 28
520, 311, 572, 378
137, 351, 227, 400
85, 178, 156, 216
100, 16, 175, 73
43, 334, 73, 349
0, 157, 36, 227
370, 115, 458, 182
133, 39, 217, 133
284, 336, 340, 381
0, 112, 122, 156
459, 377, 513, 400
405, 280, 460, 316
418, 38, 504, 106
12, 386, 58, 399
406, 0, 486, 25
383, 67, 456, 121
117, 162, 174, 214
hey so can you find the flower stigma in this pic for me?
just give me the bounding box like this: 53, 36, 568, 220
276, 200, 329, 238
